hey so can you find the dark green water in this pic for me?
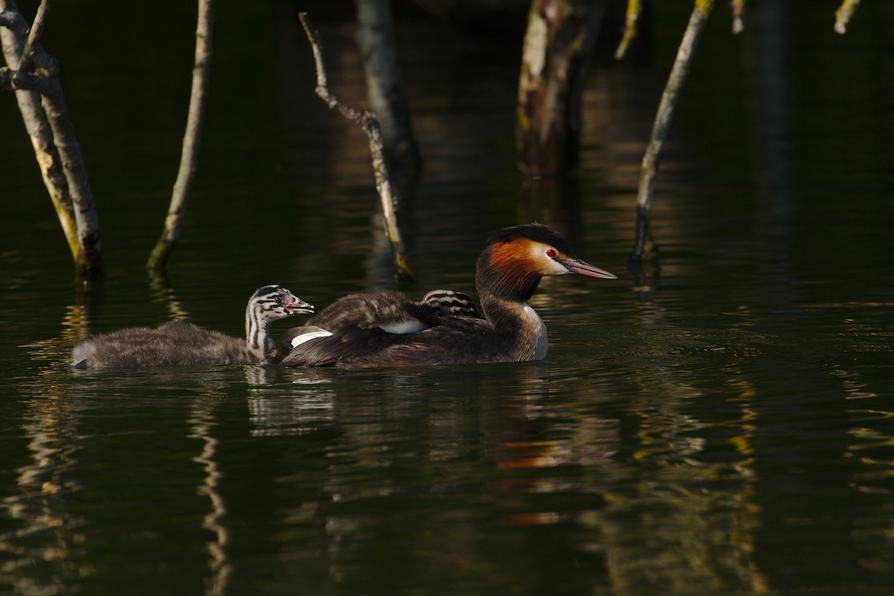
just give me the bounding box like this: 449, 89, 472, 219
2, 1, 894, 594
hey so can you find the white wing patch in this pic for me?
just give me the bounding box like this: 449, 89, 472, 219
379, 320, 427, 334
290, 330, 334, 348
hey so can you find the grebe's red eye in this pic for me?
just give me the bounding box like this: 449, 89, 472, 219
546, 248, 557, 258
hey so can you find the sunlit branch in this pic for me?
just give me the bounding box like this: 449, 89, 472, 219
14, 0, 50, 77
299, 11, 414, 281
731, 0, 745, 35
631, 0, 714, 261
614, 0, 641, 60
147, 0, 214, 272
0, 0, 102, 278
834, 0, 861, 34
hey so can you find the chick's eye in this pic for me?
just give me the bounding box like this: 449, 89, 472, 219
546, 248, 557, 258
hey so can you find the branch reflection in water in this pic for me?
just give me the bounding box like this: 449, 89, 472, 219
2, 297, 89, 593
189, 394, 232, 596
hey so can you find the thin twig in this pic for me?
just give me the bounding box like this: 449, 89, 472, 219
731, 0, 745, 35
631, 0, 714, 261
15, 0, 50, 76
148, 0, 214, 272
299, 11, 414, 281
614, 0, 641, 60
834, 0, 861, 34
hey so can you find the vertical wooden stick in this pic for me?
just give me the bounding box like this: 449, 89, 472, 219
40, 76, 103, 278
631, 0, 714, 261
148, 0, 214, 272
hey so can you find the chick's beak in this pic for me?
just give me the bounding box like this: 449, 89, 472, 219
283, 294, 315, 314
557, 257, 617, 280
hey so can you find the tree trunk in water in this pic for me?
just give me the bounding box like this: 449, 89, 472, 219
516, 0, 601, 178
355, 0, 421, 176
0, 0, 103, 279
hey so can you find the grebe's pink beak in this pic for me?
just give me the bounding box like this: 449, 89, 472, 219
557, 257, 617, 280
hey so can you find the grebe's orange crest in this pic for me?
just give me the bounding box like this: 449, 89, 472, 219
478, 223, 616, 299
488, 238, 571, 277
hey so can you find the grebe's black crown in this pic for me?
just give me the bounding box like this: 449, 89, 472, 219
253, 285, 284, 298
486, 223, 577, 257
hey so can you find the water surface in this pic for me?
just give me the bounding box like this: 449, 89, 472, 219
1, 1, 893, 594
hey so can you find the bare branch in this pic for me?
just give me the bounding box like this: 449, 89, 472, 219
1, 0, 102, 278
631, 0, 714, 261
731, 0, 745, 35
148, 0, 214, 272
15, 0, 50, 76
834, 0, 861, 34
614, 0, 641, 60
40, 77, 103, 277
299, 11, 414, 281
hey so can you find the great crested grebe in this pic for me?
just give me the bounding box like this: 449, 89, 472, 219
277, 223, 616, 368
72, 285, 313, 369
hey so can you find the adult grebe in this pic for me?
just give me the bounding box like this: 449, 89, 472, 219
72, 285, 313, 369
278, 224, 616, 368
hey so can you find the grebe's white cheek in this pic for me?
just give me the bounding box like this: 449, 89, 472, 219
529, 242, 569, 275
543, 255, 571, 275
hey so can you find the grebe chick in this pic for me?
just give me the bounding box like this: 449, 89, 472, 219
278, 223, 615, 368
72, 285, 313, 369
